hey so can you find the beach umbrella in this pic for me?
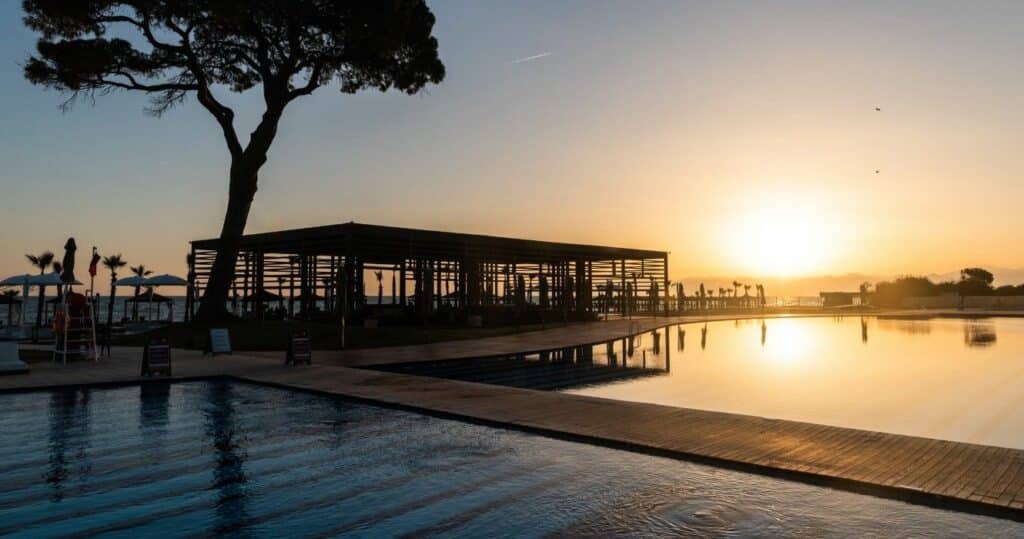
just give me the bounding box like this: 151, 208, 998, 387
140, 275, 188, 321
29, 272, 81, 286
0, 274, 33, 287
1, 275, 33, 326
114, 276, 148, 287
142, 274, 188, 286
60, 238, 77, 284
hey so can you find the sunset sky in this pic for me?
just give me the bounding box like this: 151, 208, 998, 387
2, 1, 1024, 294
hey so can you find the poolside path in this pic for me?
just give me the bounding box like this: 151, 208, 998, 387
4, 310, 1024, 520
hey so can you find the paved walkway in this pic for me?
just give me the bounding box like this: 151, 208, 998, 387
4, 309, 1024, 520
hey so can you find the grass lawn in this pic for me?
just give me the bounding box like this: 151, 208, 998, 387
113, 320, 574, 351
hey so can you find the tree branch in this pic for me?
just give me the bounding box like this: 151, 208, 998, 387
171, 22, 244, 159
288, 61, 324, 100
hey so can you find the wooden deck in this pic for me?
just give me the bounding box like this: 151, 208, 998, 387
4, 313, 1024, 521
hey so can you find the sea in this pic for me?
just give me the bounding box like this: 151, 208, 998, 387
0, 295, 822, 327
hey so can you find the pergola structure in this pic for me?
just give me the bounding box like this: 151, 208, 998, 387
188, 222, 669, 322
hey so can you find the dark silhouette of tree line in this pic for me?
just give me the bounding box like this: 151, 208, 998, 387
871, 267, 1021, 307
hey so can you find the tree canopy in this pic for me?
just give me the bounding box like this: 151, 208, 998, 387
871, 268, 1024, 307
22, 0, 446, 320
960, 267, 994, 286
23, 0, 444, 156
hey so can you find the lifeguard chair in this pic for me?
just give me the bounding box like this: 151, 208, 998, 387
52, 292, 98, 364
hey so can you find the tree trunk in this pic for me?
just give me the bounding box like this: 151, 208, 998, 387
107, 277, 116, 328
195, 164, 259, 322
194, 102, 282, 323
35, 281, 45, 329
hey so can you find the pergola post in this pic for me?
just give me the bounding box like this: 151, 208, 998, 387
298, 249, 308, 319
255, 247, 265, 320
186, 244, 196, 323
399, 260, 407, 307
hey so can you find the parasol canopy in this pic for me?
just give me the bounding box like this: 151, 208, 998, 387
114, 276, 149, 287
0, 274, 33, 287
142, 274, 188, 286
30, 272, 81, 286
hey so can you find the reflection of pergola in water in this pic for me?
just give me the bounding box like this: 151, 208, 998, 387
189, 222, 668, 320
372, 328, 673, 390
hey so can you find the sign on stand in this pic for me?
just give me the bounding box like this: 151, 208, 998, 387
206, 328, 232, 356
141, 336, 171, 376
286, 329, 312, 365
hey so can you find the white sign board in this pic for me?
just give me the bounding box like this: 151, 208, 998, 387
208, 328, 232, 355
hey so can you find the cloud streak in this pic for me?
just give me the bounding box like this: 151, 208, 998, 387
509, 52, 551, 65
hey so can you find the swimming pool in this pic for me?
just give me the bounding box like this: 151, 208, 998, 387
0, 379, 1019, 536
375, 315, 1024, 449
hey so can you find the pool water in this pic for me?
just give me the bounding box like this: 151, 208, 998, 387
376, 316, 1024, 449
0, 380, 1019, 537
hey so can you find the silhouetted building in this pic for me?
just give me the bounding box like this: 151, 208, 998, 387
189, 222, 668, 322
819, 291, 860, 308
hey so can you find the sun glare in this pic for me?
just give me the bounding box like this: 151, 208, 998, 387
726, 201, 835, 277
761, 318, 816, 364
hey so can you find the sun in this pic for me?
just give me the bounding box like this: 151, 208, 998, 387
725, 202, 835, 277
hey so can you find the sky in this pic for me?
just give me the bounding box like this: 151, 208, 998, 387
2, 1, 1024, 295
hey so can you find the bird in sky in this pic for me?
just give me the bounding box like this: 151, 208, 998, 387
875, 169, 880, 174
875, 107, 881, 111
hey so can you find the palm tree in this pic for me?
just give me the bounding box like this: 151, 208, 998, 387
374, 270, 384, 305
129, 264, 152, 321
859, 281, 871, 306
102, 254, 127, 329
3, 290, 18, 325
732, 280, 741, 298
391, 266, 398, 306
25, 251, 54, 329
664, 279, 673, 314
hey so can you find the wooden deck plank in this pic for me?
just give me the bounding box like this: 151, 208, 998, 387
995, 454, 1024, 505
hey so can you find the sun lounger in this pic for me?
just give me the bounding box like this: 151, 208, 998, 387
0, 342, 29, 375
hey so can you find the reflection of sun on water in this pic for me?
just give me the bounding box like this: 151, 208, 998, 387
761, 319, 815, 364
